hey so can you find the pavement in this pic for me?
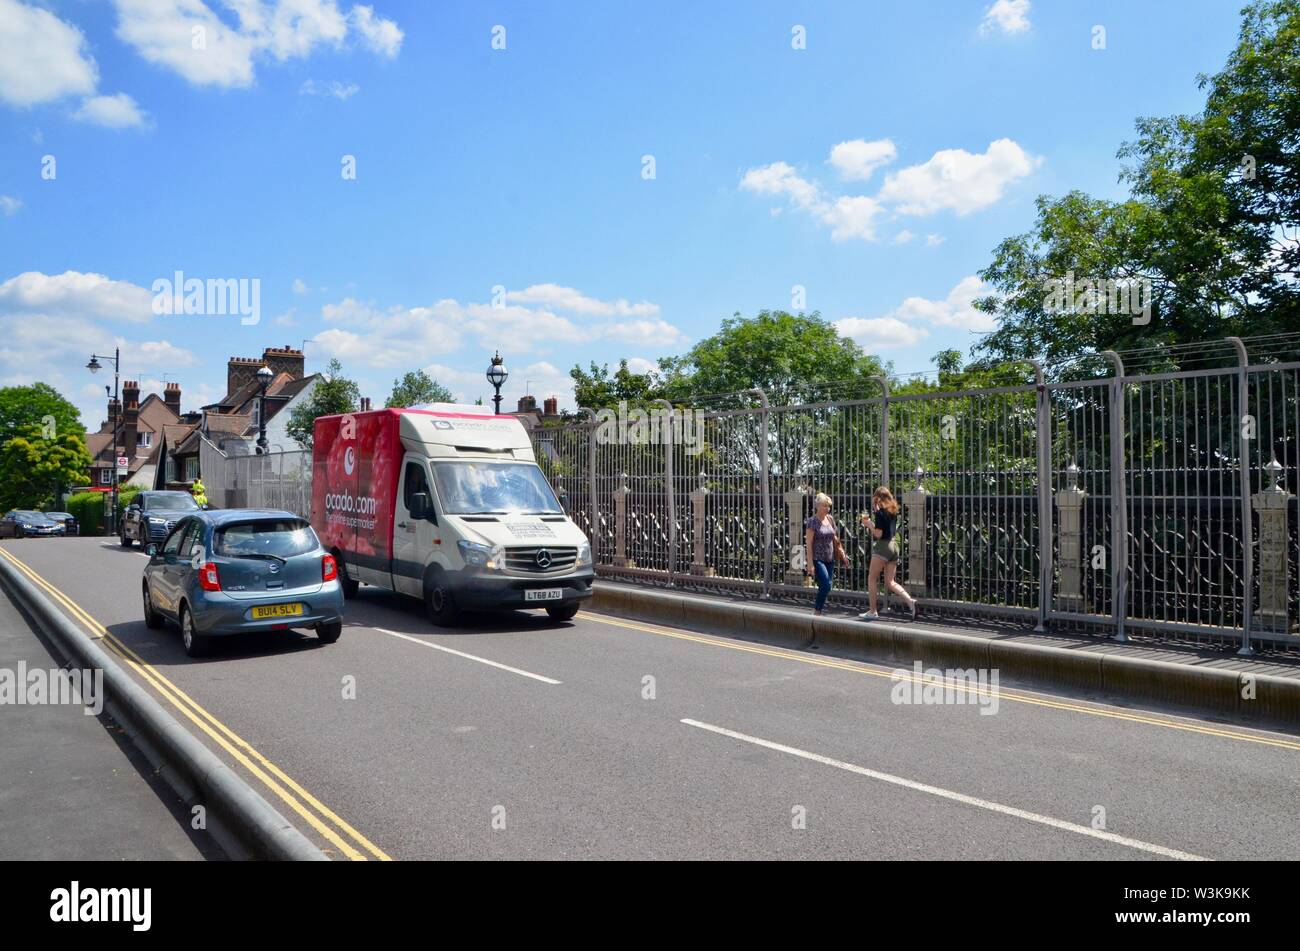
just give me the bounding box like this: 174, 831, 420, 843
1, 536, 1298, 861
0, 563, 216, 860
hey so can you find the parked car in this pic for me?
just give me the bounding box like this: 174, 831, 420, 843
44, 512, 79, 536
142, 509, 345, 657
0, 511, 66, 538
121, 490, 201, 548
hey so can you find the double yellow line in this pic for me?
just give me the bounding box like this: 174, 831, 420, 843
586, 612, 1300, 752
0, 546, 390, 861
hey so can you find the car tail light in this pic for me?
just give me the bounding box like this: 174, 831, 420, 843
322, 553, 338, 582
199, 562, 221, 591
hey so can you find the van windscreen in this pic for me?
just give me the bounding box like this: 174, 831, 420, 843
430, 462, 562, 515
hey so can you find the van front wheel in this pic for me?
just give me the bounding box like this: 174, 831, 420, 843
424, 573, 461, 627
545, 602, 580, 623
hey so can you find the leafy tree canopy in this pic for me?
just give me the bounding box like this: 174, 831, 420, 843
386, 369, 454, 408
286, 359, 361, 448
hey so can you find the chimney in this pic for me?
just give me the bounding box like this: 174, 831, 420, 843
359, 397, 371, 411
517, 394, 537, 414
164, 381, 181, 416
543, 396, 558, 417
122, 380, 140, 458
263, 345, 305, 381
227, 356, 262, 401
106, 397, 121, 430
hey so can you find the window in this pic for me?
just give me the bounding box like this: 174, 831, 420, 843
215, 519, 317, 558
99, 468, 111, 485
430, 462, 562, 515
162, 520, 190, 555
142, 492, 199, 512
138, 432, 152, 449
403, 461, 430, 510
185, 457, 198, 481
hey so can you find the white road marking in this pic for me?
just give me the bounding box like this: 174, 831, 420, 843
373, 627, 561, 685
680, 718, 1208, 861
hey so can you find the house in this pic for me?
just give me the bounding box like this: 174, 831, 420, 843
84, 381, 195, 491
166, 345, 320, 486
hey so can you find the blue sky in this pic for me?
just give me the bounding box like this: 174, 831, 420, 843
0, 0, 1247, 430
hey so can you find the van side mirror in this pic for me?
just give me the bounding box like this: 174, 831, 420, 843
409, 492, 431, 521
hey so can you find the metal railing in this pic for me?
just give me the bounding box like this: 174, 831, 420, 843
532, 337, 1300, 655
199, 437, 313, 518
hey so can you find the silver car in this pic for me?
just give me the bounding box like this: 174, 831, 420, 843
142, 509, 345, 657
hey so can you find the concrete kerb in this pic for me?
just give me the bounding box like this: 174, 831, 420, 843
591, 581, 1300, 728
0, 553, 327, 861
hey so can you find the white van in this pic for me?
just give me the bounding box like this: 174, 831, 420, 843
311, 404, 593, 624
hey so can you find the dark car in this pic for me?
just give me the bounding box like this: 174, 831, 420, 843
45, 512, 78, 536
0, 511, 66, 538
142, 509, 345, 657
121, 490, 201, 548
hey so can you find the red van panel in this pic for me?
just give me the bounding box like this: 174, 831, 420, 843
311, 410, 403, 572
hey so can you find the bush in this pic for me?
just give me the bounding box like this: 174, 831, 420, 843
65, 491, 106, 536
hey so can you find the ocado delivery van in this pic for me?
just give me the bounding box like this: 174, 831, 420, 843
311, 404, 594, 625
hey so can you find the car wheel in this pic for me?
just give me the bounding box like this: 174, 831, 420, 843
142, 582, 163, 630
179, 605, 208, 658
424, 571, 461, 627
316, 620, 342, 644
120, 529, 133, 548
545, 602, 581, 623
334, 551, 359, 599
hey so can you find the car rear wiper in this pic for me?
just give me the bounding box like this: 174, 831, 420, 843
231, 552, 288, 565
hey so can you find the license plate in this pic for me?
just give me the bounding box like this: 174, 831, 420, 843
252, 603, 304, 619
524, 588, 563, 602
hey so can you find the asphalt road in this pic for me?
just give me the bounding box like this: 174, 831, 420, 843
3, 536, 1298, 861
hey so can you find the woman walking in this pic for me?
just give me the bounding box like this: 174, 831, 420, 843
858, 486, 918, 621
804, 492, 848, 615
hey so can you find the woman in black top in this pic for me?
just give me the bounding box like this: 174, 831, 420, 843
858, 486, 917, 620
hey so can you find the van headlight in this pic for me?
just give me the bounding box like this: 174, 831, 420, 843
576, 541, 592, 567
458, 540, 503, 569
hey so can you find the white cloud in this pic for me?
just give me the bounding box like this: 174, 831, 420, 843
292, 277, 309, 294
504, 284, 660, 318
112, 0, 403, 89
136, 339, 197, 366
599, 319, 687, 348
740, 161, 883, 242
893, 230, 916, 244
882, 275, 997, 333
300, 78, 358, 100
877, 139, 1040, 216
0, 0, 98, 107
834, 317, 929, 352
625, 357, 658, 376
0, 270, 155, 322
828, 138, 897, 181
926, 233, 945, 247
73, 92, 148, 128
980, 0, 1031, 36
0, 196, 21, 217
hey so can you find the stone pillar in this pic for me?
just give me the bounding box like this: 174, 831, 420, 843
784, 485, 811, 586
613, 472, 635, 568
902, 479, 931, 597
1252, 458, 1293, 635
1055, 462, 1087, 613
690, 470, 714, 576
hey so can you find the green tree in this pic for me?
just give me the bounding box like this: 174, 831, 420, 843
974, 0, 1300, 368
0, 383, 85, 445
568, 359, 664, 410
0, 424, 93, 511
385, 369, 454, 408
286, 359, 361, 449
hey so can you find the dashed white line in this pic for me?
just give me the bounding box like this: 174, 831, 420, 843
680, 718, 1208, 861
372, 627, 562, 685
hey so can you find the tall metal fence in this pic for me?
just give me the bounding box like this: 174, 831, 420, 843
533, 337, 1300, 655
199, 437, 313, 518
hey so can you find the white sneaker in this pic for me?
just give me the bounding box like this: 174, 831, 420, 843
858, 611, 880, 620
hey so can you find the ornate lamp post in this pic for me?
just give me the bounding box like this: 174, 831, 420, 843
86, 349, 121, 534
486, 351, 508, 415
256, 364, 273, 454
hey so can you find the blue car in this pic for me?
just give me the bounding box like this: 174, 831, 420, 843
142, 509, 345, 657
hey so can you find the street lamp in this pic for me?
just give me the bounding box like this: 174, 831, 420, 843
486, 351, 508, 415
87, 349, 121, 535
256, 364, 273, 454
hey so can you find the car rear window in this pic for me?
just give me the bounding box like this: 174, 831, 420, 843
214, 520, 318, 558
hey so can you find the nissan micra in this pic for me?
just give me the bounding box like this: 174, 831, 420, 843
142, 509, 345, 657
